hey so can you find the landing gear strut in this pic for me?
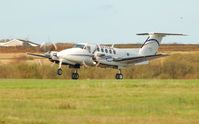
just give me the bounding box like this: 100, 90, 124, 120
115, 69, 123, 80
71, 70, 79, 80
57, 60, 63, 76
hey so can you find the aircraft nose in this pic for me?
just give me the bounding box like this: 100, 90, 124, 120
57, 51, 65, 58
56, 48, 82, 60
57, 49, 71, 59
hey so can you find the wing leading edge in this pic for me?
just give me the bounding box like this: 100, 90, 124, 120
27, 53, 50, 59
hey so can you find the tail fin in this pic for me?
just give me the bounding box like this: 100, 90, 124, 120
137, 33, 186, 56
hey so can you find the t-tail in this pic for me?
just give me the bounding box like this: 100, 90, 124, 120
137, 33, 186, 56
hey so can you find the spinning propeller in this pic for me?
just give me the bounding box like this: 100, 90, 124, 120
91, 44, 106, 67
27, 42, 59, 66
39, 42, 58, 58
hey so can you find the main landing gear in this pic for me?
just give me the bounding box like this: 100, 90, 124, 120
115, 69, 123, 80
71, 70, 79, 80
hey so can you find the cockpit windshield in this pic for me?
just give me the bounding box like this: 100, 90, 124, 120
73, 44, 85, 49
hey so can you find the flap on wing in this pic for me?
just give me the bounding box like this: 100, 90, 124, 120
113, 54, 168, 64
27, 53, 50, 59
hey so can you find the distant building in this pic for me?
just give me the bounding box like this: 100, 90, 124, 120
0, 39, 39, 47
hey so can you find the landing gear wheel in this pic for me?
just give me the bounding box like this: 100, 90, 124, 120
119, 74, 123, 79
57, 68, 63, 75
72, 73, 79, 80
115, 73, 123, 80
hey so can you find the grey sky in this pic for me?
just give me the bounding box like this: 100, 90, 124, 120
0, 0, 198, 44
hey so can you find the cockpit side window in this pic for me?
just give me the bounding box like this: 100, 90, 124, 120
101, 48, 104, 52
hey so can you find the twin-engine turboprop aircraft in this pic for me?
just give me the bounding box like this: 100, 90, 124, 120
28, 33, 185, 80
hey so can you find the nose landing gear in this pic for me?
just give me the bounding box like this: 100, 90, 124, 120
57, 68, 63, 75
56, 62, 80, 80
57, 60, 63, 76
57, 68, 79, 80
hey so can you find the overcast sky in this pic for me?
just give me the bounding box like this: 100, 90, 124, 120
0, 0, 198, 44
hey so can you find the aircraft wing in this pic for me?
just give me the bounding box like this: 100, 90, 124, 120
113, 54, 168, 64
27, 53, 50, 59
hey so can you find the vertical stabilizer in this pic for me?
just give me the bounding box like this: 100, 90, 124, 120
137, 33, 186, 56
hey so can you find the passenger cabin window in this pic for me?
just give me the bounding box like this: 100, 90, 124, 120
127, 53, 130, 56
73, 44, 85, 49
105, 49, 108, 53
109, 49, 112, 54
101, 48, 104, 52
113, 50, 116, 54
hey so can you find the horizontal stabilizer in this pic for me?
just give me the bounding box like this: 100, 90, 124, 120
137, 33, 187, 36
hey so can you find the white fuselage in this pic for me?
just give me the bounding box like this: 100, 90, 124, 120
54, 43, 143, 69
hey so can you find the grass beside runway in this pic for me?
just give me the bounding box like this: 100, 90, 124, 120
0, 79, 198, 124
